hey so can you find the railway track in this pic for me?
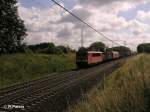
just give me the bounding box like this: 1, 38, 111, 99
0, 58, 127, 112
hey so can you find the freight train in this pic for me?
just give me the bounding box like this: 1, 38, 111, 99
76, 48, 128, 68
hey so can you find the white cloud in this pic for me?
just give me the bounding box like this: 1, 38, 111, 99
137, 10, 150, 21
18, 0, 150, 50
78, 0, 147, 7
18, 4, 64, 44
127, 19, 150, 35
59, 6, 92, 29
18, 5, 62, 32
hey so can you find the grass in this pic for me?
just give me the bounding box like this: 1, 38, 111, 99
0, 53, 76, 88
69, 54, 150, 112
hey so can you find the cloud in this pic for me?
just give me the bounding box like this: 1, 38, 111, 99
59, 6, 92, 29
136, 10, 150, 21
78, 0, 147, 7
126, 19, 150, 35
18, 4, 63, 44
18, 0, 150, 50
78, 0, 148, 14
18, 5, 62, 32
57, 24, 73, 39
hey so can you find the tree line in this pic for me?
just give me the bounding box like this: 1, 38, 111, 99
80, 42, 132, 56
88, 42, 150, 54
27, 43, 75, 54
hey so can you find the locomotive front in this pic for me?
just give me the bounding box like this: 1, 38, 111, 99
76, 47, 88, 68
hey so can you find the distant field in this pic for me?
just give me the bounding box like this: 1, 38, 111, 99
69, 54, 150, 112
0, 53, 76, 88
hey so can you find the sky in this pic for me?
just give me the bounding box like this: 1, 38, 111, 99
17, 0, 150, 50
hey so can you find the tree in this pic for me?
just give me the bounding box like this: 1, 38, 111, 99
28, 43, 75, 54
47, 43, 56, 54
76, 47, 87, 57
89, 42, 106, 52
137, 43, 150, 53
0, 0, 26, 53
28, 43, 56, 54
57, 46, 68, 54
111, 46, 131, 57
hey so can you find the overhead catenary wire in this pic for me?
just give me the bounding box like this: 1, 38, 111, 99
49, 0, 123, 46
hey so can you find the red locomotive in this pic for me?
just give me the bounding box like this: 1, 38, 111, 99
76, 48, 120, 68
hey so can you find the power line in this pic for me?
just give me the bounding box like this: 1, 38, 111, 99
81, 29, 84, 47
49, 0, 123, 46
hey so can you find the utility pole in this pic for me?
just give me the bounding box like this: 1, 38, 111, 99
81, 29, 84, 47
112, 42, 114, 48
124, 41, 127, 47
